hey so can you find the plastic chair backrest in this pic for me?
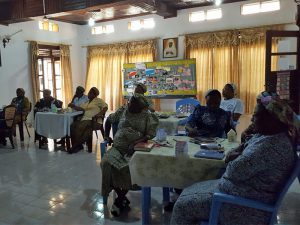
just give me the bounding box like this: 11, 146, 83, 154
4, 105, 17, 128
176, 98, 200, 114
269, 156, 300, 223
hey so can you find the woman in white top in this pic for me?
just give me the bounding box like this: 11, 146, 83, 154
220, 83, 244, 122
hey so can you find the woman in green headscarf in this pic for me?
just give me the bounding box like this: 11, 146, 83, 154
101, 93, 159, 216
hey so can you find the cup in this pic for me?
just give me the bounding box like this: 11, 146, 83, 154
156, 129, 167, 142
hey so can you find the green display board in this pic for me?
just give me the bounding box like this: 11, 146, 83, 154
123, 59, 197, 98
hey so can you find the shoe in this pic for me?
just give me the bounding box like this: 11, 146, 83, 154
164, 202, 175, 212
69, 145, 84, 153
130, 184, 141, 191
111, 203, 121, 217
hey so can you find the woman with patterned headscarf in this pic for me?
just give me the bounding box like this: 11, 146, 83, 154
171, 97, 299, 225
101, 93, 158, 217
220, 83, 244, 122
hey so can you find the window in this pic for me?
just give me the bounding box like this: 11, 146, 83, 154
128, 18, 155, 31
91, 24, 115, 34
37, 45, 62, 100
38, 21, 59, 32
241, 0, 280, 15
189, 8, 222, 22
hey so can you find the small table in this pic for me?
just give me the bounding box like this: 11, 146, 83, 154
129, 136, 239, 225
34, 111, 83, 150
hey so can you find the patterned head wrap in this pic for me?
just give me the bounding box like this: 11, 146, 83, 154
257, 91, 279, 104
264, 99, 300, 142
131, 93, 149, 108
136, 83, 147, 94
90, 87, 100, 96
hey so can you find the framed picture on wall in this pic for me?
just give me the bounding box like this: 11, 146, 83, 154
163, 38, 178, 58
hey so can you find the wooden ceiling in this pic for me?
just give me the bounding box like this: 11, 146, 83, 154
0, 0, 249, 25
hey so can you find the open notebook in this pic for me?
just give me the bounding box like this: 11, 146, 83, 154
194, 150, 225, 160
134, 141, 155, 152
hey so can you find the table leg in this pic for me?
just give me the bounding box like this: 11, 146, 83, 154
142, 186, 151, 225
66, 136, 71, 151
162, 187, 170, 203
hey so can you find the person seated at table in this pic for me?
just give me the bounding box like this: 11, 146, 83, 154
220, 83, 244, 122
11, 88, 31, 141
69, 87, 108, 153
185, 89, 231, 138
34, 89, 63, 145
134, 83, 155, 112
101, 94, 159, 217
171, 99, 299, 225
70, 86, 89, 107
34, 89, 63, 112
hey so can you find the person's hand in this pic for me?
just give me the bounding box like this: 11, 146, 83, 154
126, 143, 135, 157
224, 144, 244, 163
68, 103, 75, 108
186, 127, 198, 137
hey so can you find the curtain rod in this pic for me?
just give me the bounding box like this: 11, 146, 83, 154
179, 22, 296, 36
81, 37, 159, 48
25, 40, 72, 46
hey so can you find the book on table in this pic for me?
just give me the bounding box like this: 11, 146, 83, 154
194, 150, 225, 160
134, 141, 155, 152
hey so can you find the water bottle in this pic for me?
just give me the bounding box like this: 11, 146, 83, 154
51, 103, 57, 113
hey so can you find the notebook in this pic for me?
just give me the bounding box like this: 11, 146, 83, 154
194, 150, 225, 160
134, 141, 155, 152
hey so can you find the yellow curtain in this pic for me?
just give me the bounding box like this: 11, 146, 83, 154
186, 25, 283, 113
86, 39, 157, 111
29, 41, 39, 103
86, 44, 127, 111
60, 45, 73, 107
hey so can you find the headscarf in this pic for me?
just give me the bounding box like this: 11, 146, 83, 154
131, 93, 149, 108
136, 83, 147, 94
76, 86, 85, 93
264, 99, 300, 143
90, 87, 100, 96
257, 91, 279, 104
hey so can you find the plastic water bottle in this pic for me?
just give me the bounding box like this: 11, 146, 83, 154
51, 103, 57, 113
227, 129, 237, 142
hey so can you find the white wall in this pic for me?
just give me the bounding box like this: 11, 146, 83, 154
0, 20, 84, 107
80, 0, 298, 111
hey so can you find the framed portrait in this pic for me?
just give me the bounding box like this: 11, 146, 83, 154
163, 38, 178, 58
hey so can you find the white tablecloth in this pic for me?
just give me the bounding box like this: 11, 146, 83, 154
34, 111, 83, 139
158, 116, 184, 135
129, 136, 239, 189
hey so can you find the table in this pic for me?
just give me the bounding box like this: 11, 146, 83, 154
129, 136, 239, 225
158, 116, 185, 135
34, 111, 83, 149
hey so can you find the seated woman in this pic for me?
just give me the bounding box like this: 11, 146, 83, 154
171, 99, 299, 225
101, 94, 158, 216
11, 88, 31, 141
185, 89, 231, 138
220, 83, 244, 122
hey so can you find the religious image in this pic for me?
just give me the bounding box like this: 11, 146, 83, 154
163, 38, 178, 58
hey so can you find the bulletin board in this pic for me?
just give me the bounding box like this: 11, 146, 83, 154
123, 59, 197, 98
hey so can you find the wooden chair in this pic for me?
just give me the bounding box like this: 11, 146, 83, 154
93, 114, 105, 139
176, 98, 200, 114
0, 105, 17, 148
17, 102, 32, 141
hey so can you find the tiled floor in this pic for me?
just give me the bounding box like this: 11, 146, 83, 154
0, 123, 299, 225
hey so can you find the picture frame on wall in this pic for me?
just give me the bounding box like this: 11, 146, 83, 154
163, 38, 178, 58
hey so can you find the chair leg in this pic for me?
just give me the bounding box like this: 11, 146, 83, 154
95, 130, 98, 139
142, 187, 151, 225
25, 122, 30, 138
18, 122, 24, 141
9, 135, 14, 149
